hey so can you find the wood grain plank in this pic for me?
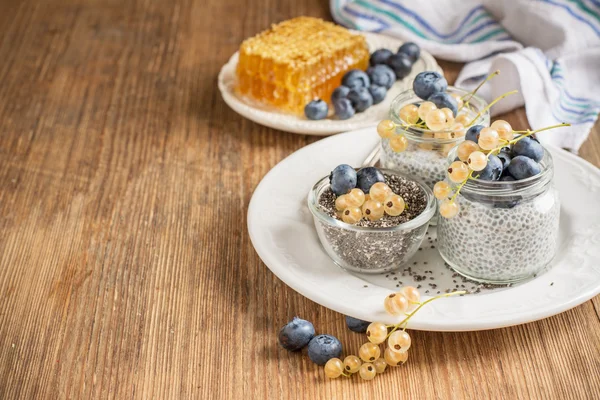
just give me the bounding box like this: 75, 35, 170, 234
0, 0, 598, 398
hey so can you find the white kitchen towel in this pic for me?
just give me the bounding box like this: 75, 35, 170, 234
330, 0, 600, 151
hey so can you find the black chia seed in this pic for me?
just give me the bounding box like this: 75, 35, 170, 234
316, 174, 429, 272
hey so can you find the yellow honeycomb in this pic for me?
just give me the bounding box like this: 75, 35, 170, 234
236, 17, 370, 114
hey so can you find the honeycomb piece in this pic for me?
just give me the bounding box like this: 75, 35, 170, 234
236, 17, 370, 114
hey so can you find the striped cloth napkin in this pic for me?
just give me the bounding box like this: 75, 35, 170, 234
330, 0, 600, 151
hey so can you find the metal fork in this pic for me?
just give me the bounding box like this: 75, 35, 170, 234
361, 143, 381, 167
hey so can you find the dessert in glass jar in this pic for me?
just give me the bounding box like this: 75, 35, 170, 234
433, 118, 569, 284
380, 85, 490, 190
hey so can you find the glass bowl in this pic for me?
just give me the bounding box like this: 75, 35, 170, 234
307, 169, 436, 274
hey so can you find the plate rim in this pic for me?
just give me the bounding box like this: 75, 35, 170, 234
218, 31, 441, 135
248, 128, 600, 331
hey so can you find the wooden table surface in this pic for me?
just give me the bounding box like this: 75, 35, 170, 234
1, 0, 599, 398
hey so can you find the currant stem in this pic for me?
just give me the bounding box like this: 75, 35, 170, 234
450, 171, 474, 202
459, 70, 500, 112
386, 291, 466, 338
465, 90, 518, 128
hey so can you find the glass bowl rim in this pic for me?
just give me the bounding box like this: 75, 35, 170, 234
307, 169, 436, 233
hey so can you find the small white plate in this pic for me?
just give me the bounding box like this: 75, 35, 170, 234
218, 32, 441, 135
247, 128, 600, 331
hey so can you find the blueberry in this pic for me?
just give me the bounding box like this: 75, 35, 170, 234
427, 92, 458, 116
345, 316, 371, 333
333, 98, 355, 120
474, 154, 503, 180
413, 71, 448, 100
342, 69, 370, 90
497, 151, 512, 170
304, 99, 328, 120
397, 42, 420, 63
278, 317, 315, 351
307, 334, 342, 365
331, 86, 350, 103
368, 85, 387, 104
386, 53, 412, 80
356, 167, 385, 193
370, 48, 394, 66
329, 164, 357, 195
347, 87, 373, 112
367, 64, 396, 89
499, 175, 515, 181
465, 125, 484, 142
508, 155, 541, 180
512, 136, 544, 162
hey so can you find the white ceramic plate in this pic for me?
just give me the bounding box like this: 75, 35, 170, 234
218, 32, 441, 135
247, 128, 600, 331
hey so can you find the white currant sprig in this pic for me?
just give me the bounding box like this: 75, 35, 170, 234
323, 287, 465, 380
434, 122, 571, 218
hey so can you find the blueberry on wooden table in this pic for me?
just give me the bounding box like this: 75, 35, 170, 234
307, 335, 342, 365
278, 317, 315, 351
345, 316, 371, 333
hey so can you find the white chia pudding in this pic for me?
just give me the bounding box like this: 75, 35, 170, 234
380, 139, 450, 189
309, 173, 435, 274
437, 187, 560, 283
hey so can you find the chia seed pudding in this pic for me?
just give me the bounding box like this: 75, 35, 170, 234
437, 150, 560, 284
307, 171, 436, 274
381, 88, 489, 224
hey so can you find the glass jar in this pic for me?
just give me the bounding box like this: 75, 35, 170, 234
381, 88, 490, 190
437, 148, 560, 284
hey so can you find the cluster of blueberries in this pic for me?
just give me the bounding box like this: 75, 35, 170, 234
466, 126, 544, 181
304, 42, 421, 121
278, 316, 370, 365
329, 164, 385, 195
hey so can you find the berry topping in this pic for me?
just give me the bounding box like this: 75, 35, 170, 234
356, 167, 385, 193
465, 125, 484, 143
508, 155, 541, 179
329, 164, 357, 195
474, 154, 503, 180
413, 71, 448, 100
512, 136, 544, 162
427, 92, 458, 117
304, 99, 328, 120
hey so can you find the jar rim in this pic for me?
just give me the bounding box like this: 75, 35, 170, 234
389, 87, 490, 143
307, 169, 436, 232
446, 146, 554, 196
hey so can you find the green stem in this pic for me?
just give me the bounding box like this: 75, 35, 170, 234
386, 291, 466, 337
459, 70, 500, 112
465, 90, 518, 128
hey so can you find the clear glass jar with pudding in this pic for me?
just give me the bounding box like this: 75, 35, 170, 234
437, 147, 560, 284
381, 88, 490, 190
